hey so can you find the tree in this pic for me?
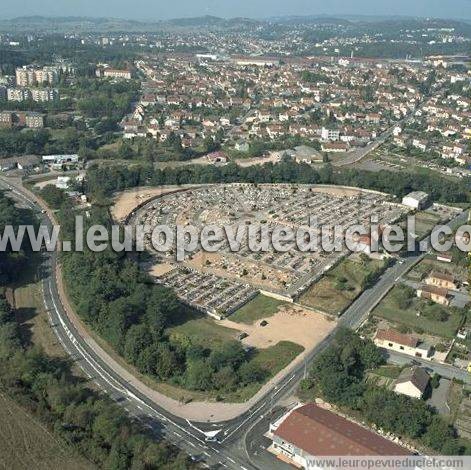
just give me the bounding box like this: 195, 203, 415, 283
184, 359, 213, 391
423, 416, 456, 451
119, 142, 134, 159
213, 366, 237, 391
40, 185, 66, 209
123, 324, 152, 364
238, 362, 266, 385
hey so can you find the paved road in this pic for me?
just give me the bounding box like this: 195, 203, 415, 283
385, 350, 471, 384
333, 92, 440, 168
1, 176, 467, 469
0, 178, 256, 469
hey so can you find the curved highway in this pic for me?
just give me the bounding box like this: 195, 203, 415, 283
1, 176, 467, 469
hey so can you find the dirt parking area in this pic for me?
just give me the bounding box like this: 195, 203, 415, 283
219, 304, 335, 349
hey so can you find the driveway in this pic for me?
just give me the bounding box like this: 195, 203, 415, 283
426, 378, 451, 415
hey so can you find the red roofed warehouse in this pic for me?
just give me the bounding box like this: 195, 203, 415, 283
268, 403, 409, 468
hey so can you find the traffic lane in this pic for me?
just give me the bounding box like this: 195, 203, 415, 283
0, 180, 258, 458
38, 248, 242, 467
244, 406, 292, 470
44, 273, 240, 469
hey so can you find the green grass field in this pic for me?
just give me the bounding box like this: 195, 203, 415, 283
224, 341, 304, 402
371, 365, 403, 379
414, 211, 442, 239
164, 309, 305, 402
299, 257, 385, 315
166, 315, 238, 347
373, 285, 463, 338
230, 294, 287, 324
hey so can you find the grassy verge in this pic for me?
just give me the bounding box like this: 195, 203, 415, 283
11, 254, 66, 358
371, 365, 403, 379
230, 294, 287, 324
299, 257, 385, 315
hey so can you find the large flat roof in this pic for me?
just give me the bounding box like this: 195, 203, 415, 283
273, 404, 410, 456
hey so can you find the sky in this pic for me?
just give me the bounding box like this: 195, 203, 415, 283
3, 0, 471, 21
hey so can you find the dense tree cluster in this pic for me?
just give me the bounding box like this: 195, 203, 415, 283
301, 329, 468, 455
60, 206, 270, 395
85, 159, 469, 204
0, 192, 34, 284
0, 294, 193, 469
39, 185, 67, 209
73, 78, 139, 121
0, 194, 193, 469
0, 128, 84, 157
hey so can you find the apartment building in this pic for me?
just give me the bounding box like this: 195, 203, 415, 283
30, 88, 58, 102
321, 127, 340, 141
16, 66, 59, 86
101, 68, 132, 80
0, 111, 44, 129
25, 112, 45, 128
0, 111, 13, 128
7, 87, 31, 102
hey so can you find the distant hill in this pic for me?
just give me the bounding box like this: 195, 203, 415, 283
0, 14, 468, 34
0, 15, 261, 33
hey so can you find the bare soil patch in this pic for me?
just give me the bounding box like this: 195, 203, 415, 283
219, 304, 335, 349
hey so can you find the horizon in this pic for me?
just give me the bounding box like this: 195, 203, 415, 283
3, 13, 471, 22
2, 0, 471, 22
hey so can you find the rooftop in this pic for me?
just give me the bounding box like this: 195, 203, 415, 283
273, 404, 410, 456
395, 366, 430, 393
375, 328, 419, 348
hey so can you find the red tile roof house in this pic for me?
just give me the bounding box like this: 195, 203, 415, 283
267, 404, 410, 468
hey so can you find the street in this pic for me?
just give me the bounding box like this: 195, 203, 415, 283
0, 175, 468, 469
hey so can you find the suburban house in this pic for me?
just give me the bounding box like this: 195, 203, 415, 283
394, 366, 430, 399
417, 285, 451, 306
425, 271, 457, 291
374, 328, 432, 358
267, 403, 409, 468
